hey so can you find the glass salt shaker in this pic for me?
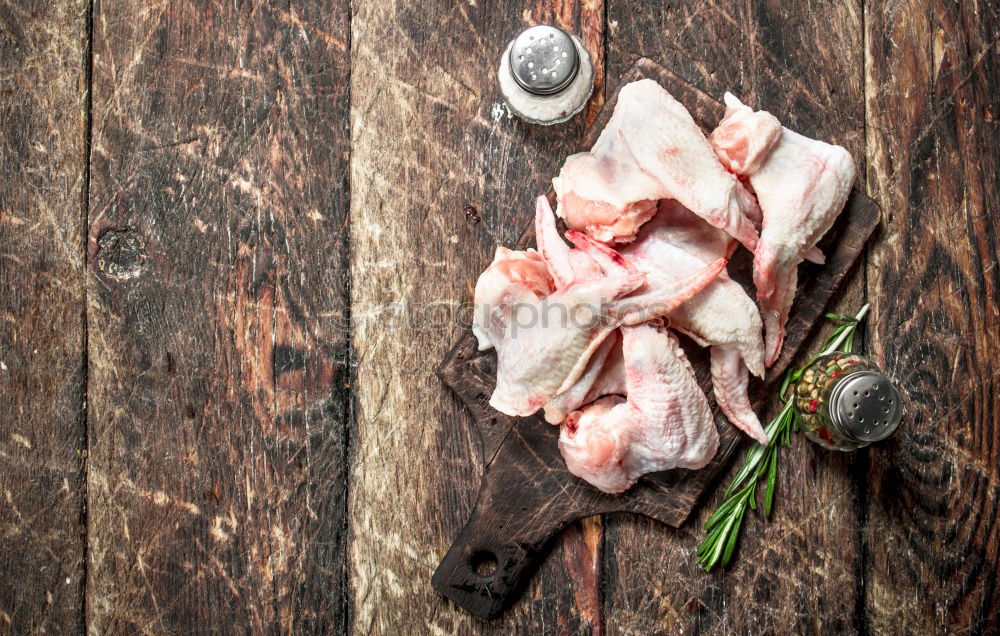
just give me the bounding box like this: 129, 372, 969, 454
497, 25, 594, 125
793, 352, 904, 451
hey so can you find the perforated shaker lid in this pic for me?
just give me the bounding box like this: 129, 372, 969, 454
829, 371, 903, 443
508, 25, 580, 96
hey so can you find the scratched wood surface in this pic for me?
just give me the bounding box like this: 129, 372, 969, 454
863, 0, 1000, 632
0, 1, 89, 632
85, 1, 351, 632
1, 0, 997, 633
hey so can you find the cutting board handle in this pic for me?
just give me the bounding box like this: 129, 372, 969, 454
432, 502, 555, 620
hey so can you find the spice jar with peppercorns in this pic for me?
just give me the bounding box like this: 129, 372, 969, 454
793, 352, 904, 451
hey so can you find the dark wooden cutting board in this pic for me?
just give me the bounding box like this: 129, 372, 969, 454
432, 58, 880, 620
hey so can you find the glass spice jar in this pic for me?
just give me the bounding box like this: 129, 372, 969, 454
793, 352, 903, 451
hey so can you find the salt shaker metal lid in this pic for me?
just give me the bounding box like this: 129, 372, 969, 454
498, 25, 594, 125
828, 370, 903, 443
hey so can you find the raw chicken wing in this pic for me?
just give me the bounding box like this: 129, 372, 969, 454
486, 231, 724, 417
534, 196, 603, 289
537, 195, 765, 441
629, 200, 768, 443
553, 79, 761, 247
472, 246, 554, 351
538, 196, 750, 435
711, 93, 856, 365
558, 324, 719, 493
542, 330, 625, 424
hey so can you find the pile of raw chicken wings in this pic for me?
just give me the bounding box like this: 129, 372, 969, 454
472, 80, 855, 494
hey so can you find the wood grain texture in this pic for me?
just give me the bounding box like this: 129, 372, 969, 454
863, 0, 1000, 631
603, 2, 869, 633
347, 2, 607, 632
1, 0, 998, 631
0, 1, 89, 632
85, 1, 351, 631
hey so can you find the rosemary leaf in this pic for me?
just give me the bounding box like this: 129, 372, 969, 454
705, 493, 743, 530
764, 445, 778, 516
697, 523, 726, 557
697, 520, 730, 561
709, 512, 740, 568
828, 324, 849, 342
720, 506, 747, 567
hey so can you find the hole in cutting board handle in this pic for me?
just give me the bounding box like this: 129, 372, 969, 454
470, 550, 498, 577
432, 526, 545, 620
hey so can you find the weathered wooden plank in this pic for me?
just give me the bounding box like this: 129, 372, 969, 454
347, 2, 607, 632
603, 1, 867, 632
86, 2, 351, 631
0, 1, 89, 632
863, 0, 1000, 631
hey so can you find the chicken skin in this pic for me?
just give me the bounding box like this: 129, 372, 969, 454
537, 196, 766, 442
627, 200, 768, 443
542, 330, 626, 425
711, 93, 856, 365
472, 246, 554, 352
558, 324, 719, 493
553, 79, 761, 248
534, 197, 731, 426
476, 217, 724, 417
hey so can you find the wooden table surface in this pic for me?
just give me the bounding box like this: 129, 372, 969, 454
1, 0, 997, 633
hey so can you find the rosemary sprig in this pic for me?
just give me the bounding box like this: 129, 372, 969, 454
695, 303, 870, 572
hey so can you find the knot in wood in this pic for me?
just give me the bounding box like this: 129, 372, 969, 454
95, 227, 147, 280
